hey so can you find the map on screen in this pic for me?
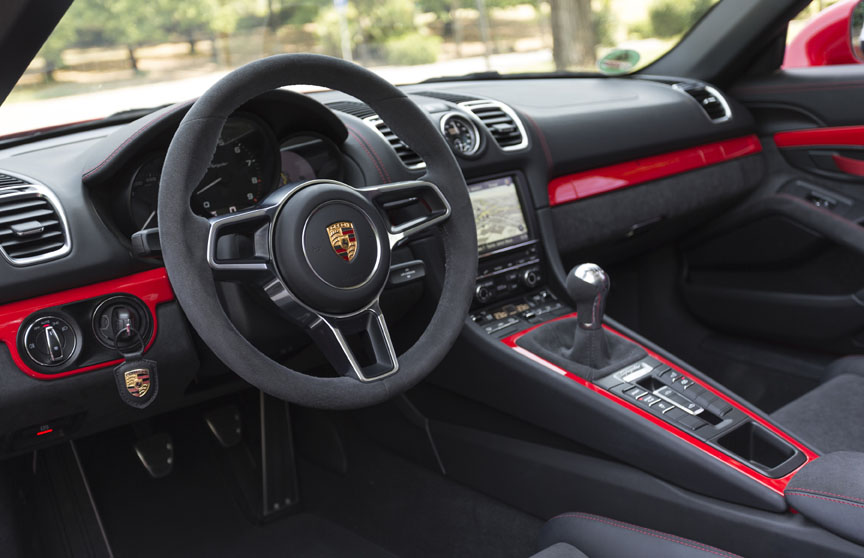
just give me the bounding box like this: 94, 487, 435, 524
468, 176, 529, 254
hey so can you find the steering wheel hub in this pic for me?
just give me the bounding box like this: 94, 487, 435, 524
273, 182, 390, 315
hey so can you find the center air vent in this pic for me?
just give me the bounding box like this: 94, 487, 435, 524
460, 100, 528, 151
364, 116, 425, 169
327, 101, 425, 169
0, 174, 71, 266
674, 83, 731, 123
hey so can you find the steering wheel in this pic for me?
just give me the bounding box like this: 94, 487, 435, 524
158, 54, 477, 409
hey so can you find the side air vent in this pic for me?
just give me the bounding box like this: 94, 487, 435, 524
674, 83, 731, 123
0, 174, 71, 265
460, 100, 528, 151
326, 100, 425, 169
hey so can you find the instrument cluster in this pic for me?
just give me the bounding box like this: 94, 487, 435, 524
123, 113, 344, 231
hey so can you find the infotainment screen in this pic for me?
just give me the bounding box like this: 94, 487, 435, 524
468, 176, 530, 254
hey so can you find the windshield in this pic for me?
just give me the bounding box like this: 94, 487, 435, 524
0, 0, 719, 137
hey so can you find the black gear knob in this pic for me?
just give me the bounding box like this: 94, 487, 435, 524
566, 263, 610, 330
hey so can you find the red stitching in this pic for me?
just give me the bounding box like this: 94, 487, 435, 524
549, 513, 740, 558
786, 491, 864, 510
82, 101, 193, 179
788, 488, 864, 505
346, 124, 392, 183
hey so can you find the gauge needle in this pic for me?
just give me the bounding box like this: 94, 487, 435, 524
196, 177, 222, 195
141, 211, 156, 229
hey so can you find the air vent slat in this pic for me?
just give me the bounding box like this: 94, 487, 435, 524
6, 241, 66, 259
460, 100, 527, 150
0, 199, 49, 215
0, 173, 29, 187
0, 177, 69, 265
327, 101, 426, 169
0, 207, 55, 226
372, 120, 426, 169
0, 230, 64, 248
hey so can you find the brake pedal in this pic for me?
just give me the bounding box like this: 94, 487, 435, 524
134, 433, 173, 478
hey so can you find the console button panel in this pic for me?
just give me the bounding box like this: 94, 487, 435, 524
596, 356, 805, 477
471, 289, 568, 337
475, 242, 542, 306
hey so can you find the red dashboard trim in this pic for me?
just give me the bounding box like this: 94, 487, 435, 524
501, 313, 819, 495
547, 135, 763, 207
0, 268, 174, 380
773, 126, 864, 148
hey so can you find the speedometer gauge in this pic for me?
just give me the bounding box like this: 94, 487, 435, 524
189, 114, 278, 217
439, 113, 481, 157
129, 154, 163, 230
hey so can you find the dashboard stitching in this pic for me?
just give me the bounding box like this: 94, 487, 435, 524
82, 101, 193, 180
346, 125, 391, 184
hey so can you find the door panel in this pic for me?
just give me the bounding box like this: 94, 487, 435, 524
681, 194, 864, 353
685, 67, 864, 355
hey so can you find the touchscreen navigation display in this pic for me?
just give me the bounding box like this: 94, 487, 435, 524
468, 176, 529, 254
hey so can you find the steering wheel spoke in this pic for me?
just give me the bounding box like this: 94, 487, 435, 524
306, 302, 399, 382
358, 180, 451, 248
207, 207, 274, 282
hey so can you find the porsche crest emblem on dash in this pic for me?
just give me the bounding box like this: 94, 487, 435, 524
124, 368, 151, 398
326, 221, 358, 262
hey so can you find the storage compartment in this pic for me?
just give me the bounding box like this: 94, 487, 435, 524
715, 421, 802, 476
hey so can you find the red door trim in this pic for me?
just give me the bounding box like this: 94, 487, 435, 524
0, 268, 174, 380
548, 135, 763, 207
501, 313, 818, 495
774, 126, 864, 148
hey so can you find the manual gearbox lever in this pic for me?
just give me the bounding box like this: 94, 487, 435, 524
516, 262, 645, 379
566, 263, 610, 331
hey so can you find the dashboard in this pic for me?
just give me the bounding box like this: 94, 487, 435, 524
0, 75, 766, 455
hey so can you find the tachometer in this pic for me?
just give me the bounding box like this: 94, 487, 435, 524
189, 114, 278, 217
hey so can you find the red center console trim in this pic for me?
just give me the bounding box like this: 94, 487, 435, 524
501, 313, 819, 494
0, 268, 174, 380
773, 126, 864, 148
547, 135, 763, 207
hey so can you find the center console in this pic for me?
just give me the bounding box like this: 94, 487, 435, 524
467, 174, 569, 334
492, 266, 817, 495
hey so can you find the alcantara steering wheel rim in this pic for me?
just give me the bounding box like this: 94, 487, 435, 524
158, 54, 477, 410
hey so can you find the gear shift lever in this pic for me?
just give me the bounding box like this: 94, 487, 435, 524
566, 263, 610, 331
515, 262, 645, 379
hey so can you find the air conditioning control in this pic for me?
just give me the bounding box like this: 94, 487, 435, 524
23, 316, 77, 367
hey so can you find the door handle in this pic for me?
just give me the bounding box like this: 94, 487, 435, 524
832, 154, 864, 177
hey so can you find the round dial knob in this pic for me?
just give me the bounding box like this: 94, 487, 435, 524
475, 284, 493, 304
23, 316, 76, 367
522, 268, 540, 288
